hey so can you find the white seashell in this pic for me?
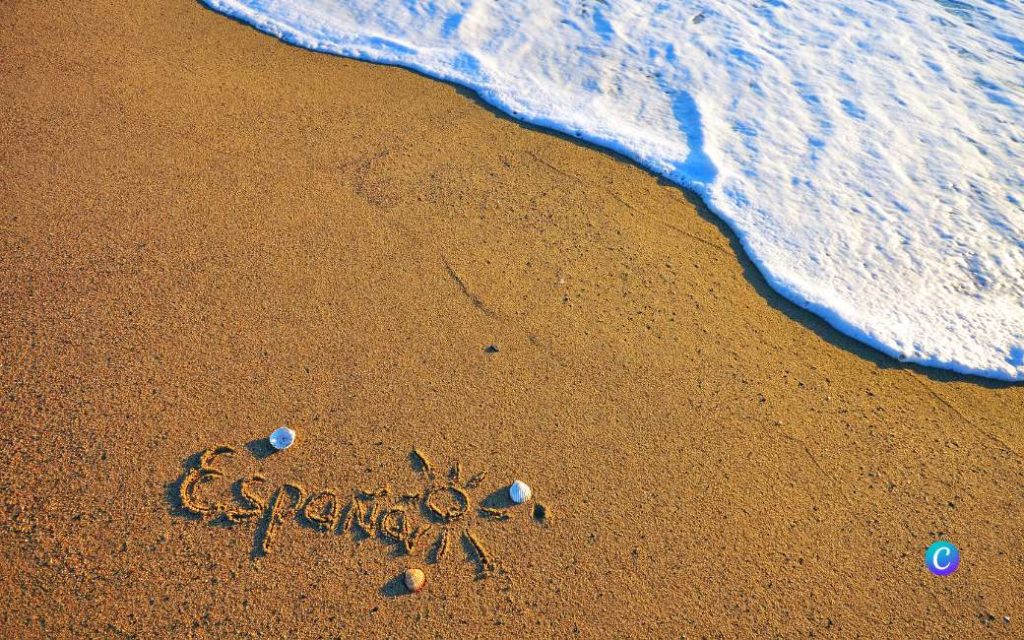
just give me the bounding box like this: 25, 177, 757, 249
404, 568, 426, 593
268, 426, 296, 450
509, 480, 532, 504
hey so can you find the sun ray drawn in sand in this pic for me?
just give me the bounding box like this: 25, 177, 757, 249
412, 449, 508, 575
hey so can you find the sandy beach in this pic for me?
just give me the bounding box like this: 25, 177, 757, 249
2, 1, 1023, 637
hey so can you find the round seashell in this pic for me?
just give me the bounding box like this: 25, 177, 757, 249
509, 480, 532, 504
404, 568, 426, 593
268, 426, 296, 451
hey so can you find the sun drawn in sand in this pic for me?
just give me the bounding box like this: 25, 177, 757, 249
410, 448, 512, 574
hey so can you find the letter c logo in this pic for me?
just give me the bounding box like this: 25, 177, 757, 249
925, 541, 959, 576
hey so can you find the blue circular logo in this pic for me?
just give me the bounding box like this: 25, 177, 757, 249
925, 541, 960, 576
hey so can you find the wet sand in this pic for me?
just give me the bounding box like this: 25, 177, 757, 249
1, 1, 1023, 637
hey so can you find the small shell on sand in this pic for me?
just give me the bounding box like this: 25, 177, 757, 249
404, 568, 426, 593
269, 427, 296, 450
509, 480, 532, 504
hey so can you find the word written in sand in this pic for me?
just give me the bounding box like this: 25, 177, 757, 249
174, 446, 550, 575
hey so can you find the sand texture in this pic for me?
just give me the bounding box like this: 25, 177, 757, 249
2, 1, 1023, 638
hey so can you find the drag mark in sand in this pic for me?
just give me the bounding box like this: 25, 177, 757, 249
170, 446, 548, 578
442, 257, 497, 318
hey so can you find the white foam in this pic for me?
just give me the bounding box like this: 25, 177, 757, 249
203, 0, 1024, 380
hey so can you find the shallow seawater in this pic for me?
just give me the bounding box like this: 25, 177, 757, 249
203, 0, 1024, 380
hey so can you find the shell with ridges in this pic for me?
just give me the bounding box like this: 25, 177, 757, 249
509, 479, 532, 504
404, 568, 426, 593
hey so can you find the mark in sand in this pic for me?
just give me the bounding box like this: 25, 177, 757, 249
170, 446, 548, 579
442, 257, 498, 318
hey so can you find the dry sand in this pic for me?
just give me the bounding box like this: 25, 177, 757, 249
2, 1, 1023, 637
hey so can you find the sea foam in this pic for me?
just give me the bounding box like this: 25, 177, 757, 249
202, 0, 1024, 380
